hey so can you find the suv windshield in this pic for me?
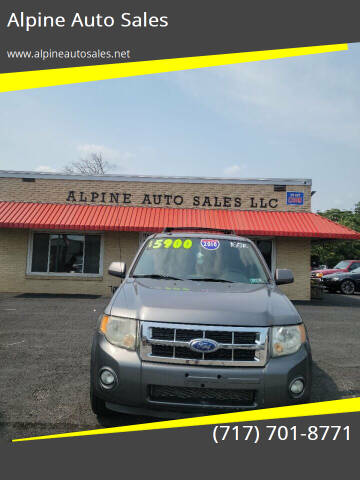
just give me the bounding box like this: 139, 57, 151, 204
132, 237, 269, 284
334, 261, 351, 269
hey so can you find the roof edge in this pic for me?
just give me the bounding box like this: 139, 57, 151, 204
0, 170, 312, 186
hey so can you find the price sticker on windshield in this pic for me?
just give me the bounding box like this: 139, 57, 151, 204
201, 239, 220, 250
147, 239, 193, 249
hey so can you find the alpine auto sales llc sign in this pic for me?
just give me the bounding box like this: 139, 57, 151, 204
66, 190, 282, 209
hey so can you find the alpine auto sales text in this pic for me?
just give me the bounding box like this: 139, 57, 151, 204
6, 11, 169, 32
65, 191, 280, 209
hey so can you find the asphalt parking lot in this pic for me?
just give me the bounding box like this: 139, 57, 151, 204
0, 291, 359, 442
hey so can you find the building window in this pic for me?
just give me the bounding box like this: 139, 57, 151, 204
29, 232, 102, 275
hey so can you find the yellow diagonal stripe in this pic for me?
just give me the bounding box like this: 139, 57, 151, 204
1, 44, 347, 93
12, 397, 360, 442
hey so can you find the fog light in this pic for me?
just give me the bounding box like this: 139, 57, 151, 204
99, 368, 116, 388
289, 378, 304, 396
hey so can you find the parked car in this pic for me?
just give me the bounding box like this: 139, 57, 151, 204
322, 266, 360, 295
90, 228, 312, 418
311, 260, 360, 279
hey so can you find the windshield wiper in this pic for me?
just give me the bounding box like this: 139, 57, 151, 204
133, 274, 183, 281
188, 277, 234, 283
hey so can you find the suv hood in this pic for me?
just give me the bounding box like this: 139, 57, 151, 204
107, 278, 302, 327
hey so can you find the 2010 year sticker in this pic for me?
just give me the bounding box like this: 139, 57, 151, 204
201, 239, 220, 250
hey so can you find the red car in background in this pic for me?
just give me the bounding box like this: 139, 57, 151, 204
311, 260, 360, 278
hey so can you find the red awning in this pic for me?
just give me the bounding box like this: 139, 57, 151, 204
0, 201, 359, 239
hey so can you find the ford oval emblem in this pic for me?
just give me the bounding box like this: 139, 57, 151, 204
189, 338, 219, 353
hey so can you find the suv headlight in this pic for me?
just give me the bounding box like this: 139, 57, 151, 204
100, 315, 137, 350
271, 324, 306, 357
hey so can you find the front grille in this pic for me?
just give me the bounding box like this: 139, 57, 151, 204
152, 327, 174, 340
234, 349, 256, 361
175, 346, 202, 360
140, 322, 268, 367
205, 348, 232, 361
152, 344, 173, 357
205, 331, 232, 343
234, 332, 257, 344
175, 329, 203, 341
149, 385, 255, 406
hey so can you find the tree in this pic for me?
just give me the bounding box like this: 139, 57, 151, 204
311, 202, 360, 267
64, 153, 110, 175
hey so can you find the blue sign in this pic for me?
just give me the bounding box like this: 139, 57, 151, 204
287, 192, 304, 206
190, 338, 219, 353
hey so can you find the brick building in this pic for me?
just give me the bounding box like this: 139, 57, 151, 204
1, 171, 359, 300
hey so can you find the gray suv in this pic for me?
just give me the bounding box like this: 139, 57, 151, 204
90, 229, 312, 418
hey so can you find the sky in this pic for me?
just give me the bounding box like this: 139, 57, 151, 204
0, 43, 360, 212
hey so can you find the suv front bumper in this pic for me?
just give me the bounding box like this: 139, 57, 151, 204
91, 332, 312, 418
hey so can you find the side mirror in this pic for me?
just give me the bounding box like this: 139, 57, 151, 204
108, 261, 126, 278
275, 268, 294, 285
